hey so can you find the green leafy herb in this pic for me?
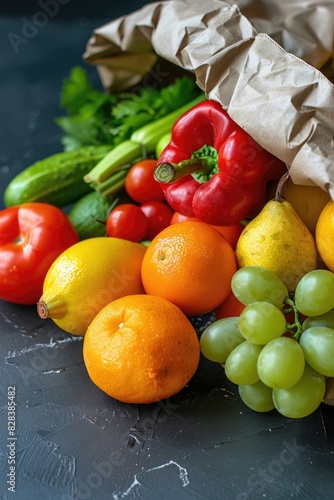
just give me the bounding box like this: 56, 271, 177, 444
55, 66, 201, 151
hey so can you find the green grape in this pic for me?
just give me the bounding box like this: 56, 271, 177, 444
238, 380, 275, 412
299, 326, 334, 377
302, 310, 334, 330
273, 364, 326, 418
294, 269, 334, 316
225, 341, 262, 385
200, 317, 245, 363
231, 266, 288, 307
238, 301, 286, 344
257, 337, 305, 389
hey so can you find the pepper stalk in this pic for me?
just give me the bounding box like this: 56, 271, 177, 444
154, 144, 219, 184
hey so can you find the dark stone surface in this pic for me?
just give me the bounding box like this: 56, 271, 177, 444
1, 2, 334, 499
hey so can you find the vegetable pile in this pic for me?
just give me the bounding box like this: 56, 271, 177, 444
4, 67, 204, 209
1, 64, 334, 417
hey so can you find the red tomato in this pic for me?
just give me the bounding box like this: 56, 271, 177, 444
140, 201, 174, 240
106, 203, 149, 242
212, 222, 244, 250
170, 211, 198, 224
215, 292, 246, 320
0, 202, 79, 305
125, 159, 165, 203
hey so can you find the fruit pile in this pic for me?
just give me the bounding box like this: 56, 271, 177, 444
1, 95, 334, 415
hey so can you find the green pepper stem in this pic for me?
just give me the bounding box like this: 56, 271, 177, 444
154, 158, 212, 184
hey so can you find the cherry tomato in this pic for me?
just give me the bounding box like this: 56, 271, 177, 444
106, 203, 149, 242
170, 211, 198, 224
0, 202, 79, 305
140, 201, 174, 240
125, 159, 165, 203
212, 222, 244, 249
215, 292, 246, 320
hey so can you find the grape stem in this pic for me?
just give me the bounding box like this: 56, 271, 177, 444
283, 296, 304, 341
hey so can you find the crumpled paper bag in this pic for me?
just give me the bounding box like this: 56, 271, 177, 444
84, 0, 334, 198
235, 0, 334, 71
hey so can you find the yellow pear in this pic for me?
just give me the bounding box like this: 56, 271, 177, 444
236, 199, 317, 292
266, 178, 331, 236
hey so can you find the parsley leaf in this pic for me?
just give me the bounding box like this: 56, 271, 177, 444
55, 66, 201, 151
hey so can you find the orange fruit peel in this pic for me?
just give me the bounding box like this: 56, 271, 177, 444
83, 294, 200, 404
141, 221, 237, 316
316, 200, 334, 271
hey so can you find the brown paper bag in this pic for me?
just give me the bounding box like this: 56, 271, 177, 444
84, 0, 334, 196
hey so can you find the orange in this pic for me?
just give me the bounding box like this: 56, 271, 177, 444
83, 294, 200, 404
170, 212, 244, 249
215, 292, 246, 320
38, 237, 146, 336
315, 200, 334, 271
141, 221, 237, 316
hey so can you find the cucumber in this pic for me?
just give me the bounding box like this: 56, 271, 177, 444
4, 145, 112, 208
68, 191, 110, 240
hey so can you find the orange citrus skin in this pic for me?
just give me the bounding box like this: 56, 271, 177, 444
316, 200, 334, 271
170, 212, 243, 249
83, 294, 200, 404
141, 221, 237, 316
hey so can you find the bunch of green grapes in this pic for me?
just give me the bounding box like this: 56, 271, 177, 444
200, 266, 334, 419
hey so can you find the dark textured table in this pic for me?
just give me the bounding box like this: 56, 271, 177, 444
1, 2, 334, 499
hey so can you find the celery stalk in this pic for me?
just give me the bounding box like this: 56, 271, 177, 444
130, 93, 205, 151
95, 169, 129, 198
83, 140, 142, 184
83, 93, 206, 191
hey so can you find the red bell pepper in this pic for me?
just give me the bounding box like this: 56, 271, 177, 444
154, 100, 287, 226
0, 202, 79, 305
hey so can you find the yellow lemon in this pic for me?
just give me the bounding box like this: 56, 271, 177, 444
37, 237, 146, 335
316, 200, 334, 271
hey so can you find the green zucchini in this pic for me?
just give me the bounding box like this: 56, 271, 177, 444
4, 144, 112, 208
